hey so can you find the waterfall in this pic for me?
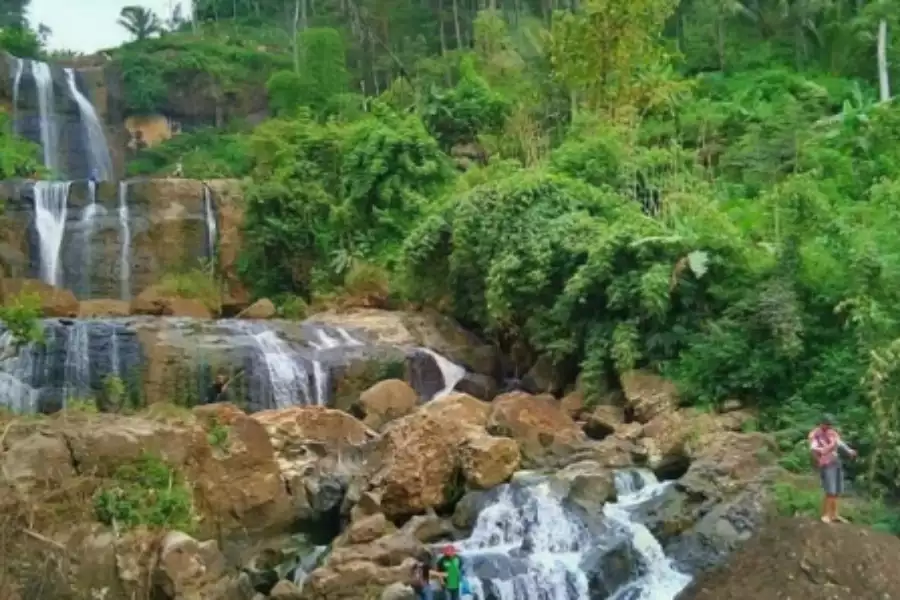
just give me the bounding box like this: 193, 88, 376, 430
78, 181, 102, 297
11, 57, 23, 135
202, 185, 217, 259
118, 181, 132, 300
246, 328, 312, 408
0, 319, 141, 414
32, 180, 71, 286
31, 61, 59, 172
455, 471, 691, 600
420, 347, 466, 399
64, 68, 113, 181
603, 472, 692, 599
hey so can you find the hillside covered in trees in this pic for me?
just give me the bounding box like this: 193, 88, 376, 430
5, 0, 900, 509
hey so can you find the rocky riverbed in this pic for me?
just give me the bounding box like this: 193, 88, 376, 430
0, 360, 782, 600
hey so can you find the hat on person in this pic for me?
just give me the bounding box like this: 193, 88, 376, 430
442, 545, 456, 556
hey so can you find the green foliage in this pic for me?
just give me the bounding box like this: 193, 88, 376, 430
126, 127, 252, 178
0, 112, 43, 179
240, 108, 452, 298
93, 454, 195, 531
0, 26, 41, 58
156, 266, 222, 312
118, 5, 163, 41
0, 291, 43, 347
114, 24, 292, 116
206, 417, 231, 451
422, 55, 510, 149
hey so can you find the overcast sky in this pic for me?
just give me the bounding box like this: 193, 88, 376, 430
29, 0, 190, 53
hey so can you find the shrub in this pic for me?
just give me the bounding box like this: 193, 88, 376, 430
93, 454, 195, 531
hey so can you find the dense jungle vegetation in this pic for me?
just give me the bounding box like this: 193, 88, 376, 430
5, 0, 900, 501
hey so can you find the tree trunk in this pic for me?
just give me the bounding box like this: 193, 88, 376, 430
878, 19, 890, 102
301, 0, 308, 30
292, 0, 301, 72
452, 0, 462, 49
438, 0, 447, 56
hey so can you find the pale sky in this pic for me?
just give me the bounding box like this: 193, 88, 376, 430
29, 0, 192, 53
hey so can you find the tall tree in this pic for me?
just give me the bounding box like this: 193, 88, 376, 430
117, 5, 164, 41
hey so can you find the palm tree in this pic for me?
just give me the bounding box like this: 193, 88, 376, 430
117, 5, 164, 41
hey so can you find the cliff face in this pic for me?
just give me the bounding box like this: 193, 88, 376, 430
0, 178, 244, 301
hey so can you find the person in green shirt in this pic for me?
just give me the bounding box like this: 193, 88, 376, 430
434, 545, 463, 600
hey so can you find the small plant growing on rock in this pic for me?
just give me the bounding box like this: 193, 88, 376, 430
93, 454, 195, 531
206, 417, 231, 452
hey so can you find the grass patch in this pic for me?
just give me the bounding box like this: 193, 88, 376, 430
156, 266, 223, 313
93, 454, 196, 532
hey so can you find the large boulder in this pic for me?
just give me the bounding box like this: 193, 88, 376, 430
78, 298, 131, 317
459, 435, 520, 489
238, 298, 276, 319
131, 284, 214, 318
487, 392, 587, 468
620, 370, 680, 423
2, 278, 78, 317
351, 380, 419, 430
253, 406, 378, 519
309, 309, 498, 376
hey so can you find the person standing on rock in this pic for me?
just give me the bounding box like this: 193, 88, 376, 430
809, 414, 857, 523
434, 545, 464, 600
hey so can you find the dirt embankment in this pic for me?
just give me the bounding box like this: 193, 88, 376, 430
678, 517, 900, 600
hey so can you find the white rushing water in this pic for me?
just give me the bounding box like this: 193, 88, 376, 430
202, 185, 218, 258
605, 471, 692, 600
11, 57, 24, 135
31, 61, 58, 172
0, 332, 38, 413
456, 471, 691, 600
118, 181, 132, 300
63, 320, 90, 399
32, 180, 71, 286
249, 329, 312, 408
420, 347, 466, 399
64, 68, 113, 181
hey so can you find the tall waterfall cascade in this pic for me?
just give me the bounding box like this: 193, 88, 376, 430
8, 56, 114, 180
203, 185, 218, 259
118, 181, 132, 300
64, 67, 113, 181
30, 60, 59, 173
32, 180, 71, 286
457, 470, 691, 600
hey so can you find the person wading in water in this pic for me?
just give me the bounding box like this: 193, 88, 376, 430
809, 414, 857, 523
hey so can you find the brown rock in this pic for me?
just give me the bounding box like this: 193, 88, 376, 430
369, 412, 466, 518
353, 379, 419, 430
270, 579, 304, 600
254, 406, 377, 452
1, 432, 76, 493
238, 298, 276, 319
487, 392, 586, 467
454, 373, 498, 401
154, 530, 226, 598
420, 392, 491, 428
189, 403, 294, 532
336, 513, 396, 547
551, 460, 615, 513
460, 435, 519, 489
131, 284, 213, 318
559, 391, 585, 419
2, 278, 78, 317
309, 308, 498, 376
78, 298, 130, 317
620, 370, 680, 423
585, 405, 625, 440
301, 558, 417, 600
